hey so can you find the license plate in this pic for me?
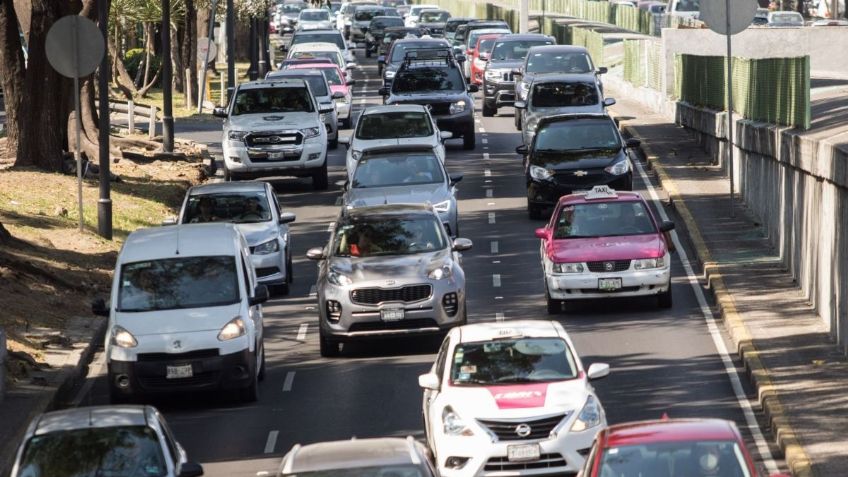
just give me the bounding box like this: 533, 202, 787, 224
507, 444, 541, 462
166, 364, 193, 379
380, 308, 405, 321
598, 278, 622, 291
268, 152, 285, 160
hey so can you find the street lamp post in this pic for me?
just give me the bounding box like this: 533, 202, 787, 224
162, 0, 175, 152
97, 0, 112, 239
226, 0, 235, 102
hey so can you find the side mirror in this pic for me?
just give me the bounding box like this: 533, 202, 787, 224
178, 462, 204, 477
347, 79, 356, 86
279, 212, 297, 224
659, 220, 675, 232
452, 237, 473, 252
515, 144, 529, 155
586, 362, 610, 380
439, 130, 454, 140
332, 91, 345, 99
534, 227, 549, 240
161, 216, 178, 226
603, 97, 616, 107
212, 107, 228, 118
514, 100, 527, 109
467, 84, 479, 93
91, 298, 109, 317
306, 247, 326, 260
449, 174, 463, 185
456, 54, 467, 62
339, 135, 351, 145
347, 62, 358, 68
625, 138, 641, 148
418, 373, 440, 390
378, 87, 388, 96
249, 285, 270, 306
511, 68, 522, 75
597, 66, 608, 75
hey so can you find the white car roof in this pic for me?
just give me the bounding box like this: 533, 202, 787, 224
456, 320, 564, 343
362, 104, 428, 114
120, 223, 243, 263
33, 406, 150, 436
289, 42, 344, 53
301, 8, 328, 13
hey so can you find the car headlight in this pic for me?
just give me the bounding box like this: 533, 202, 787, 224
253, 239, 280, 255
519, 81, 530, 93
111, 325, 138, 348
433, 200, 451, 213
301, 127, 321, 139
529, 165, 553, 181
553, 262, 584, 273
484, 69, 503, 81
442, 406, 473, 436
228, 130, 248, 142
428, 263, 452, 280
328, 270, 353, 286
351, 150, 362, 161
218, 317, 246, 341
570, 395, 603, 432
633, 256, 666, 270
449, 100, 467, 115
604, 159, 631, 176
385, 70, 396, 79
320, 113, 328, 123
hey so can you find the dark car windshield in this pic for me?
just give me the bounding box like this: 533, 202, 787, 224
553, 201, 655, 239
372, 17, 404, 29
478, 38, 500, 55
352, 152, 444, 188
675, 0, 700, 11
183, 192, 273, 224
491, 39, 552, 61
420, 11, 450, 22
301, 10, 329, 21
269, 74, 329, 97
333, 216, 447, 257
291, 33, 345, 50
451, 338, 578, 385
532, 81, 598, 108
390, 42, 446, 62
232, 87, 314, 115
356, 111, 433, 139
535, 118, 620, 151
290, 466, 424, 477
445, 20, 468, 33
355, 9, 381, 21
599, 441, 750, 477
393, 67, 464, 93
118, 256, 239, 312
526, 51, 593, 73
18, 426, 168, 477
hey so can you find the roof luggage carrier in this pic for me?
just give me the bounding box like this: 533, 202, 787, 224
402, 48, 456, 67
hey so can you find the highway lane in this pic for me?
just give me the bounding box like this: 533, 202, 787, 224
69, 46, 786, 476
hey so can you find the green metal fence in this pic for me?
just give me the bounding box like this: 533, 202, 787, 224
623, 39, 662, 91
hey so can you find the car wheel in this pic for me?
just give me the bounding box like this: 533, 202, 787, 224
528, 201, 543, 220
257, 344, 266, 382
515, 112, 522, 130
240, 373, 259, 403
109, 385, 133, 404
341, 116, 352, 129
223, 166, 232, 182
329, 137, 339, 149
272, 282, 289, 296
377, 64, 383, 76
286, 253, 293, 284
546, 289, 562, 315
319, 331, 340, 357
463, 128, 476, 150
312, 162, 329, 190
658, 284, 673, 309
482, 102, 496, 117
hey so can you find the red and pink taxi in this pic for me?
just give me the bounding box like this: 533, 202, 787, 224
470, 33, 506, 86
535, 186, 675, 313
285, 62, 354, 128
577, 418, 790, 477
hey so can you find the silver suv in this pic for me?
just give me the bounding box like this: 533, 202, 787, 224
265, 69, 344, 149
306, 204, 472, 357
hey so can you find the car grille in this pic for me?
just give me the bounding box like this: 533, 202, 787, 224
255, 266, 281, 278
483, 454, 569, 472
502, 71, 516, 82
586, 260, 631, 272
137, 349, 219, 362
245, 131, 303, 147
553, 170, 606, 187
477, 414, 567, 441
350, 284, 432, 305
348, 318, 439, 332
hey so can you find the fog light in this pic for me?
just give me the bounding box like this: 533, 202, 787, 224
326, 300, 342, 322
445, 457, 469, 469
442, 292, 458, 317
308, 153, 321, 160
115, 374, 130, 389
229, 156, 242, 163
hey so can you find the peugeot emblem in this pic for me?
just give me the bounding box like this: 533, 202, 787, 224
172, 340, 182, 350
604, 262, 615, 272
515, 424, 532, 438
573, 170, 588, 177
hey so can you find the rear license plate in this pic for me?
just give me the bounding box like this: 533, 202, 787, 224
380, 308, 405, 321
507, 444, 541, 462
166, 364, 193, 379
598, 278, 622, 291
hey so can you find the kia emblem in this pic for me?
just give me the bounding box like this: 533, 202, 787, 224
604, 262, 614, 271
515, 423, 532, 438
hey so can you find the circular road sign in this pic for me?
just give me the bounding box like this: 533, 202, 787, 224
198, 37, 218, 64
45, 15, 105, 78
699, 0, 758, 35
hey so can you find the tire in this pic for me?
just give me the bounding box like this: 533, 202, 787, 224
528, 201, 543, 220
257, 344, 266, 382
286, 254, 293, 284
482, 102, 496, 117
319, 331, 340, 357
341, 116, 352, 129
240, 374, 259, 403
329, 137, 339, 149
463, 128, 476, 150
223, 166, 232, 182
109, 386, 133, 404
377, 64, 383, 76
515, 111, 522, 130
546, 289, 562, 315
658, 285, 673, 309
312, 162, 329, 190
271, 283, 289, 296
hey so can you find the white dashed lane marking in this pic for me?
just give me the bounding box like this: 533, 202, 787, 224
486, 189, 493, 198
492, 274, 501, 287
490, 241, 499, 254
283, 371, 296, 392
496, 312, 505, 322
326, 222, 335, 232
484, 169, 491, 177
296, 324, 308, 341
488, 212, 496, 224
264, 431, 279, 454
483, 153, 490, 160
482, 138, 488, 144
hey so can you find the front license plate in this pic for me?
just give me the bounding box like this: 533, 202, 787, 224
380, 308, 405, 321
166, 364, 193, 379
507, 444, 541, 462
598, 278, 622, 291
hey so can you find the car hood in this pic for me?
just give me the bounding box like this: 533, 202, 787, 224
329, 249, 452, 281
116, 303, 242, 336
388, 91, 469, 104
346, 183, 448, 207
528, 104, 605, 117
532, 149, 624, 170
233, 221, 278, 247
228, 113, 316, 130
444, 379, 590, 418
549, 234, 666, 263
330, 85, 350, 96
352, 137, 435, 150
487, 59, 524, 69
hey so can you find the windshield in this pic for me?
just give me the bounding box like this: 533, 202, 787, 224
352, 153, 444, 188
18, 426, 168, 477
451, 338, 578, 385
356, 111, 433, 139
290, 465, 424, 477
553, 201, 655, 239
383, 0, 406, 6
355, 9, 380, 20
420, 11, 450, 22
275, 74, 328, 96
393, 66, 464, 92
291, 33, 346, 50
468, 29, 509, 49
232, 87, 314, 115
301, 10, 330, 21
445, 20, 467, 33
771, 12, 802, 23
390, 42, 440, 61
317, 67, 344, 85
183, 192, 272, 224
674, 0, 700, 11
291, 50, 343, 68
526, 51, 593, 73
599, 441, 751, 477
333, 216, 447, 257
492, 39, 551, 61
532, 81, 598, 108
118, 256, 239, 312
535, 119, 621, 151
478, 38, 499, 55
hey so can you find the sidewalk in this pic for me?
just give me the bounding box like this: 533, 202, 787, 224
608, 88, 848, 477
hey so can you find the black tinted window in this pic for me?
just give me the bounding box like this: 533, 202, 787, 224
333, 217, 447, 257
492, 40, 552, 61
233, 87, 314, 114
352, 153, 445, 188
535, 119, 620, 151
355, 9, 381, 20
356, 111, 433, 139
526, 51, 593, 73
554, 201, 655, 239
393, 67, 463, 92
183, 192, 272, 224
532, 81, 598, 108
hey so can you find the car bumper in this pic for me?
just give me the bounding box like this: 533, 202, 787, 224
434, 111, 474, 135
251, 249, 287, 286
223, 138, 326, 177
526, 174, 633, 206
546, 268, 670, 300
336, 101, 351, 119
484, 80, 516, 107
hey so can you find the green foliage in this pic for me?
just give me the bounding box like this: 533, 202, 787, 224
124, 48, 161, 80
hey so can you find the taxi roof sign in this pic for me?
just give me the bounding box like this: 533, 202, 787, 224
583, 185, 618, 200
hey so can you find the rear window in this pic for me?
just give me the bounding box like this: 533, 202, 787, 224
291, 33, 345, 50
356, 111, 433, 139
300, 10, 329, 21
390, 42, 445, 61
291, 50, 343, 68
532, 81, 598, 108
526, 51, 593, 74
393, 66, 464, 93
491, 39, 552, 61
232, 86, 314, 115
420, 11, 450, 22
372, 17, 404, 29
355, 9, 381, 21
553, 201, 656, 239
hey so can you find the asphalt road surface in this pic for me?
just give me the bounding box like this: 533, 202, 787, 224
71, 46, 787, 476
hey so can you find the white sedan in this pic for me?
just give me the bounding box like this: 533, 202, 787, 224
418, 320, 610, 477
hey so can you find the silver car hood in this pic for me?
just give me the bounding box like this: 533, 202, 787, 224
345, 183, 448, 208
233, 221, 278, 247
330, 249, 451, 282
228, 113, 317, 131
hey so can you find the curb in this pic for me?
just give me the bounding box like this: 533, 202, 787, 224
0, 318, 107, 477
617, 119, 814, 477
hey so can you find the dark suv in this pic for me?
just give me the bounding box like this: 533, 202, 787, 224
380, 49, 478, 150
365, 15, 404, 57
379, 37, 457, 89
482, 33, 554, 117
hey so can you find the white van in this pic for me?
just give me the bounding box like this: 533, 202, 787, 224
94, 223, 269, 403
665, 0, 700, 19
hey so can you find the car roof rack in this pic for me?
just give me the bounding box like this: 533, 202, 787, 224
402, 48, 454, 67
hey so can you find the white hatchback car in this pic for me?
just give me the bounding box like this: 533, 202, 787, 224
418, 320, 610, 477
340, 104, 449, 178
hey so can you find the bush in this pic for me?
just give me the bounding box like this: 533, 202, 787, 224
123, 48, 161, 80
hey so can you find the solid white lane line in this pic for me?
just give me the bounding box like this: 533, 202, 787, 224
482, 138, 488, 144
488, 212, 496, 224
634, 159, 779, 472
484, 169, 491, 177
491, 241, 499, 254
296, 324, 308, 341
496, 312, 505, 322
486, 189, 493, 198
283, 371, 296, 392
492, 274, 501, 287
309, 285, 317, 297
264, 431, 279, 454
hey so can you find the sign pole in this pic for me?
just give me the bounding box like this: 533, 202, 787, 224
198, 0, 220, 114
725, 0, 734, 217
98, 0, 112, 239
73, 16, 84, 232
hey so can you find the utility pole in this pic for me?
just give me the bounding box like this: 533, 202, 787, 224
97, 0, 112, 239
227, 0, 236, 102
162, 0, 175, 152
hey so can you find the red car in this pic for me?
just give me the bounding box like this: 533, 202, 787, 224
577, 418, 789, 477
470, 33, 505, 86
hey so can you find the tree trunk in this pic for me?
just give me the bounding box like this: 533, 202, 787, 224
110, 38, 137, 98
0, 0, 26, 160
172, 25, 184, 94
184, 0, 198, 105
137, 63, 162, 97
142, 22, 153, 88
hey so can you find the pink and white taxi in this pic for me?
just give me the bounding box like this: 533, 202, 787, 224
535, 186, 675, 314
418, 320, 610, 477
